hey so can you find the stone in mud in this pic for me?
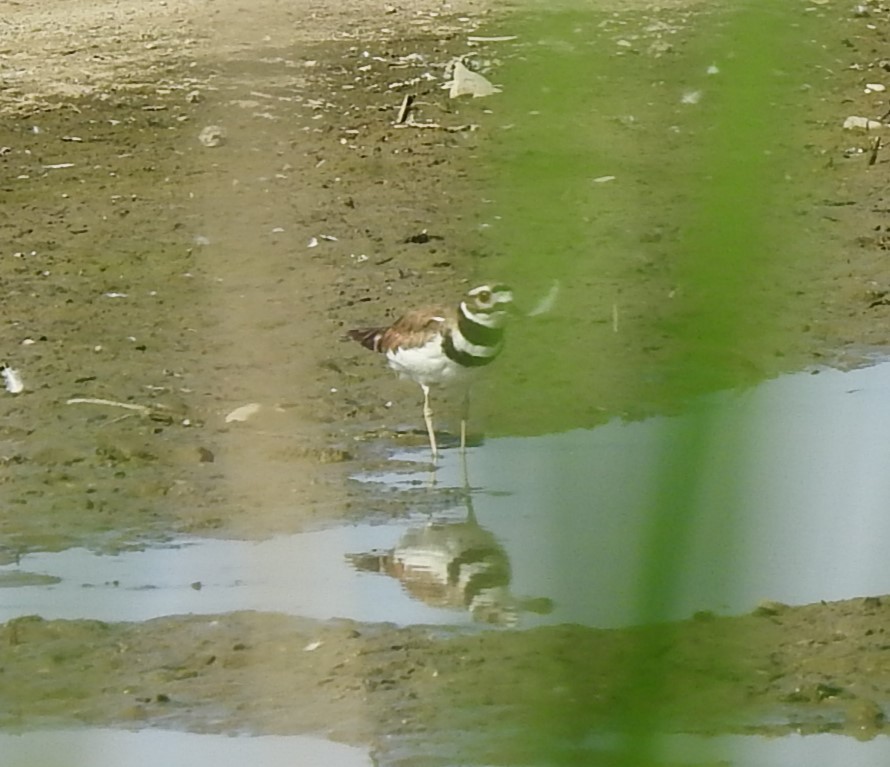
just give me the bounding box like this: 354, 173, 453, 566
198, 125, 226, 147
843, 115, 883, 130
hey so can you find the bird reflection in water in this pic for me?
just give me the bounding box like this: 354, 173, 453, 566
347, 491, 552, 627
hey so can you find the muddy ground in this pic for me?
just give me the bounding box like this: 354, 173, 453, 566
3, 0, 890, 763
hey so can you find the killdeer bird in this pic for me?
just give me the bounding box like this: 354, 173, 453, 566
348, 283, 513, 458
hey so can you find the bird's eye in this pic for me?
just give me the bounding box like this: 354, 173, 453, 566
477, 290, 491, 303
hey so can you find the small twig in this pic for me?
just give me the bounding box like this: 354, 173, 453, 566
396, 94, 414, 125
467, 35, 518, 43
66, 397, 151, 415
107, 412, 141, 426
612, 303, 620, 333
869, 136, 882, 166
393, 119, 477, 132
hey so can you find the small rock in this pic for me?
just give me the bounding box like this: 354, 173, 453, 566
843, 115, 883, 131
198, 125, 226, 147
225, 403, 262, 423
447, 60, 500, 98
1, 365, 24, 394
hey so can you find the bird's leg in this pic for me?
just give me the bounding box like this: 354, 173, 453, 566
460, 388, 471, 453
420, 383, 438, 460
459, 434, 470, 493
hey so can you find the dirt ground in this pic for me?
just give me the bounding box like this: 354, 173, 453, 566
3, 0, 890, 763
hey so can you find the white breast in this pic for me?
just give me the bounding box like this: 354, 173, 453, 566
386, 335, 469, 387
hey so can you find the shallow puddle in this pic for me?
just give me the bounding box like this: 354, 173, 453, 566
645, 732, 890, 766
358, 359, 890, 627
0, 728, 371, 767
2, 361, 890, 628
6, 728, 887, 767
0, 525, 457, 625
382, 730, 890, 767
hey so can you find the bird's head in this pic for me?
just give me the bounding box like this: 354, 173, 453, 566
462, 284, 514, 328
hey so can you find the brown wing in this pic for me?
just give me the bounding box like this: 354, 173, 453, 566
348, 305, 455, 354
378, 306, 455, 352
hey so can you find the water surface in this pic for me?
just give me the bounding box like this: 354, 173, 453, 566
2, 361, 889, 628
0, 728, 372, 767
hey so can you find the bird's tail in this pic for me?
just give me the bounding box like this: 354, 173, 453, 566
347, 327, 385, 352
